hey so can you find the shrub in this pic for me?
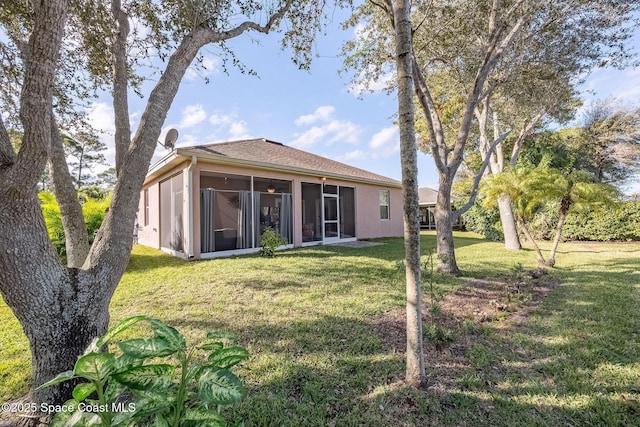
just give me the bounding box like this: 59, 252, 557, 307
39, 191, 111, 259
82, 194, 112, 243
258, 227, 287, 257
459, 201, 504, 241
561, 201, 640, 241
40, 316, 249, 427
423, 324, 456, 350
39, 192, 65, 254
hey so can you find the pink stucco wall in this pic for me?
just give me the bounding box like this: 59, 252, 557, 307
137, 160, 189, 251
139, 159, 403, 259
354, 184, 404, 239
137, 181, 160, 249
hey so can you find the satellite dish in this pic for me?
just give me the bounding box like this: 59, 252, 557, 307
163, 128, 179, 149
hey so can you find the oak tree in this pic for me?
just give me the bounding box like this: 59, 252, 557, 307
0, 0, 337, 416
345, 0, 639, 274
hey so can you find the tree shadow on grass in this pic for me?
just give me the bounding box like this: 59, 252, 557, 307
171, 298, 640, 427
170, 315, 404, 426
365, 258, 640, 426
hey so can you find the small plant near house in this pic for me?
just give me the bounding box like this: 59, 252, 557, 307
258, 227, 287, 257
39, 315, 249, 427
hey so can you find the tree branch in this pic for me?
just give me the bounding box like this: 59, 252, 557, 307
87, 1, 299, 282
510, 110, 546, 166
111, 0, 131, 175
49, 119, 90, 268
412, 55, 448, 172
204, 0, 295, 43
449, 10, 527, 170
489, 0, 500, 37
11, 0, 68, 193
453, 127, 512, 220
475, 98, 501, 175
369, 0, 392, 16
492, 109, 504, 171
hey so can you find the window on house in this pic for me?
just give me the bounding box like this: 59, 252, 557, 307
379, 190, 390, 220
143, 189, 149, 226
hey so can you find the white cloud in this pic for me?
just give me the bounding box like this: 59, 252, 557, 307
369, 126, 399, 158
290, 126, 328, 148
185, 55, 222, 81
294, 106, 336, 126
209, 113, 234, 127
291, 106, 362, 148
228, 120, 251, 140
324, 120, 361, 145
208, 111, 253, 141
179, 104, 207, 128
87, 102, 115, 133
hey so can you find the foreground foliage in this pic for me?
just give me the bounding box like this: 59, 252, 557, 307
1, 233, 639, 426
40, 316, 248, 427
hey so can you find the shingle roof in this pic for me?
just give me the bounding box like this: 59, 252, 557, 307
177, 138, 401, 186
419, 187, 439, 205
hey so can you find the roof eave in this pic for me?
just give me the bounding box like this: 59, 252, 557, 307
174, 147, 402, 188
144, 150, 185, 184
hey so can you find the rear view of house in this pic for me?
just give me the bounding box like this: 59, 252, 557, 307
137, 138, 403, 259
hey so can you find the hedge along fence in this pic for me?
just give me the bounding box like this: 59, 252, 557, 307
458, 201, 504, 242
562, 200, 640, 241
462, 200, 640, 242
39, 191, 112, 259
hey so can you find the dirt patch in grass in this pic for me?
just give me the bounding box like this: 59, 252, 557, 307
371, 269, 561, 388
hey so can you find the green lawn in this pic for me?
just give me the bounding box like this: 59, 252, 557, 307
1, 232, 639, 426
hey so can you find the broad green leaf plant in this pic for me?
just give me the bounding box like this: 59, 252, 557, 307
38, 316, 249, 427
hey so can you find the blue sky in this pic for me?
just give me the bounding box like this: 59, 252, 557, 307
87, 8, 640, 194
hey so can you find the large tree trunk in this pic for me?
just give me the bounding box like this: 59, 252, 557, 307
435, 174, 460, 275
387, 0, 425, 387
477, 101, 523, 251
25, 283, 110, 407
0, 3, 72, 418
498, 195, 521, 250
0, 187, 113, 412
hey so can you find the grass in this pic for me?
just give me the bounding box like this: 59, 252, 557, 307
1, 232, 639, 426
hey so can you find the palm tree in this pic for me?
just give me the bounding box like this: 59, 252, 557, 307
546, 170, 618, 266
483, 166, 560, 265
483, 166, 618, 267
